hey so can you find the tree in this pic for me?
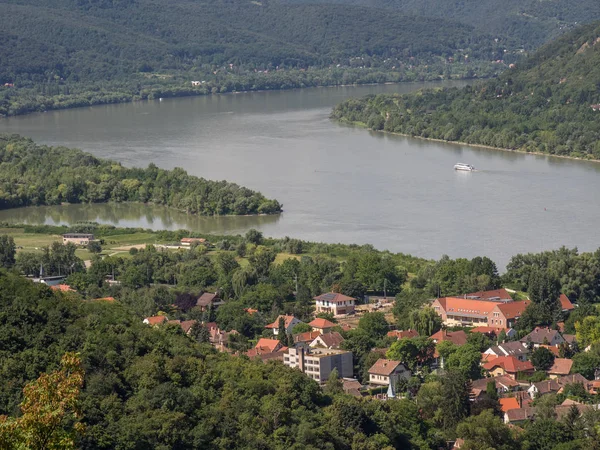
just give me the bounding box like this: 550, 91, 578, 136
572, 350, 600, 379
245, 229, 263, 245
292, 323, 312, 334
0, 352, 85, 450
466, 332, 492, 352
445, 344, 483, 380
387, 337, 435, 370
0, 235, 16, 268
87, 240, 102, 254
409, 307, 442, 337
521, 419, 569, 450
358, 312, 389, 338
456, 410, 518, 450
531, 346, 556, 371
277, 316, 286, 340
189, 322, 210, 343
325, 368, 344, 395
440, 370, 471, 432
528, 268, 561, 319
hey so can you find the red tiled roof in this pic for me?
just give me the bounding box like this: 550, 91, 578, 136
435, 297, 498, 317
430, 330, 468, 345
368, 359, 403, 376
245, 308, 258, 315
496, 301, 531, 319
470, 326, 508, 335
197, 293, 220, 307
265, 315, 299, 329
254, 338, 281, 352
505, 407, 536, 422
50, 284, 75, 292
308, 318, 337, 329
483, 356, 534, 373
93, 296, 116, 302
499, 397, 521, 413
559, 294, 574, 311
144, 316, 168, 326
539, 345, 560, 356
204, 322, 218, 331
387, 329, 419, 339
548, 358, 573, 376
180, 320, 197, 334
294, 330, 322, 343
314, 292, 355, 304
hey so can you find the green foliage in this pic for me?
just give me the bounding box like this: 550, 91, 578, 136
332, 21, 600, 160
0, 235, 16, 268
386, 337, 435, 370
439, 370, 471, 433
292, 322, 313, 334
409, 307, 442, 337
87, 240, 102, 254
0, 135, 281, 215
531, 346, 556, 371
571, 349, 600, 379
16, 241, 84, 277
445, 344, 483, 380
456, 410, 518, 450
358, 312, 390, 339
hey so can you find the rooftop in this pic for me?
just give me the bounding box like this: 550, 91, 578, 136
314, 292, 355, 304
266, 315, 300, 330
495, 300, 531, 319
308, 318, 337, 329
464, 288, 513, 301
499, 397, 521, 413
368, 359, 403, 376
430, 330, 468, 345
483, 356, 534, 373
387, 329, 419, 339
548, 358, 573, 376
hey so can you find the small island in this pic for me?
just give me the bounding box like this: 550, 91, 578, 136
0, 134, 282, 215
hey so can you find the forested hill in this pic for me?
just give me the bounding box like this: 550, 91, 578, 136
331, 21, 600, 160
0, 134, 282, 215
0, 0, 515, 116
284, 0, 600, 50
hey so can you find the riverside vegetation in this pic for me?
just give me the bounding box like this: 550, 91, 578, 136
331, 21, 600, 160
0, 134, 281, 215
2, 0, 599, 116
1, 223, 600, 448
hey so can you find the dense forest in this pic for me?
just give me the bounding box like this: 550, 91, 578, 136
285, 0, 600, 49
331, 21, 600, 160
2, 223, 600, 447
0, 0, 555, 116
0, 134, 282, 215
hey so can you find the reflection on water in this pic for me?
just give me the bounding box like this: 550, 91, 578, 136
0, 203, 281, 235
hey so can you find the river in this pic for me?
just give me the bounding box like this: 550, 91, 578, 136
1, 81, 599, 269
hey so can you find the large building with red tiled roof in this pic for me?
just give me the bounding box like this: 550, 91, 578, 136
430, 330, 468, 346
492, 301, 531, 328
432, 297, 502, 327
465, 289, 513, 302
314, 293, 355, 316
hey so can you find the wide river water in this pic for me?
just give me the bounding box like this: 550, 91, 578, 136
1, 81, 599, 269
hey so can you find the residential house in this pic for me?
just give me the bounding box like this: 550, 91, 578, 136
265, 315, 302, 335
559, 294, 575, 312
283, 346, 353, 382
484, 341, 530, 362
314, 293, 355, 316
310, 331, 345, 349
387, 329, 419, 340
342, 378, 363, 398
491, 301, 531, 328
143, 316, 168, 326
499, 397, 521, 414
246, 338, 284, 358
504, 407, 536, 425
308, 318, 337, 334
521, 327, 565, 347
430, 330, 468, 346
166, 319, 198, 335
294, 330, 321, 345
62, 233, 94, 245
196, 292, 224, 311
483, 356, 534, 379
368, 359, 411, 396
471, 375, 520, 396
528, 373, 590, 399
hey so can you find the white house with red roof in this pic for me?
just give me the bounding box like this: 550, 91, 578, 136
265, 315, 302, 335
308, 318, 337, 334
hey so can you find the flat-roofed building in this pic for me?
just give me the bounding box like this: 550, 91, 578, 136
283, 346, 353, 383
62, 233, 94, 245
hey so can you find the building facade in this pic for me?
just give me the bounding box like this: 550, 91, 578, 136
283, 347, 353, 383
314, 293, 356, 316
62, 233, 94, 245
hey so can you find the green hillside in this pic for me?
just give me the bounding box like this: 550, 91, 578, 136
331, 21, 600, 160
284, 0, 600, 49
0, 0, 514, 115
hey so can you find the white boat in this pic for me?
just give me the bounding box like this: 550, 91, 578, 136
454, 163, 475, 171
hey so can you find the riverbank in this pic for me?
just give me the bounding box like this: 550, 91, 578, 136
335, 118, 600, 164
